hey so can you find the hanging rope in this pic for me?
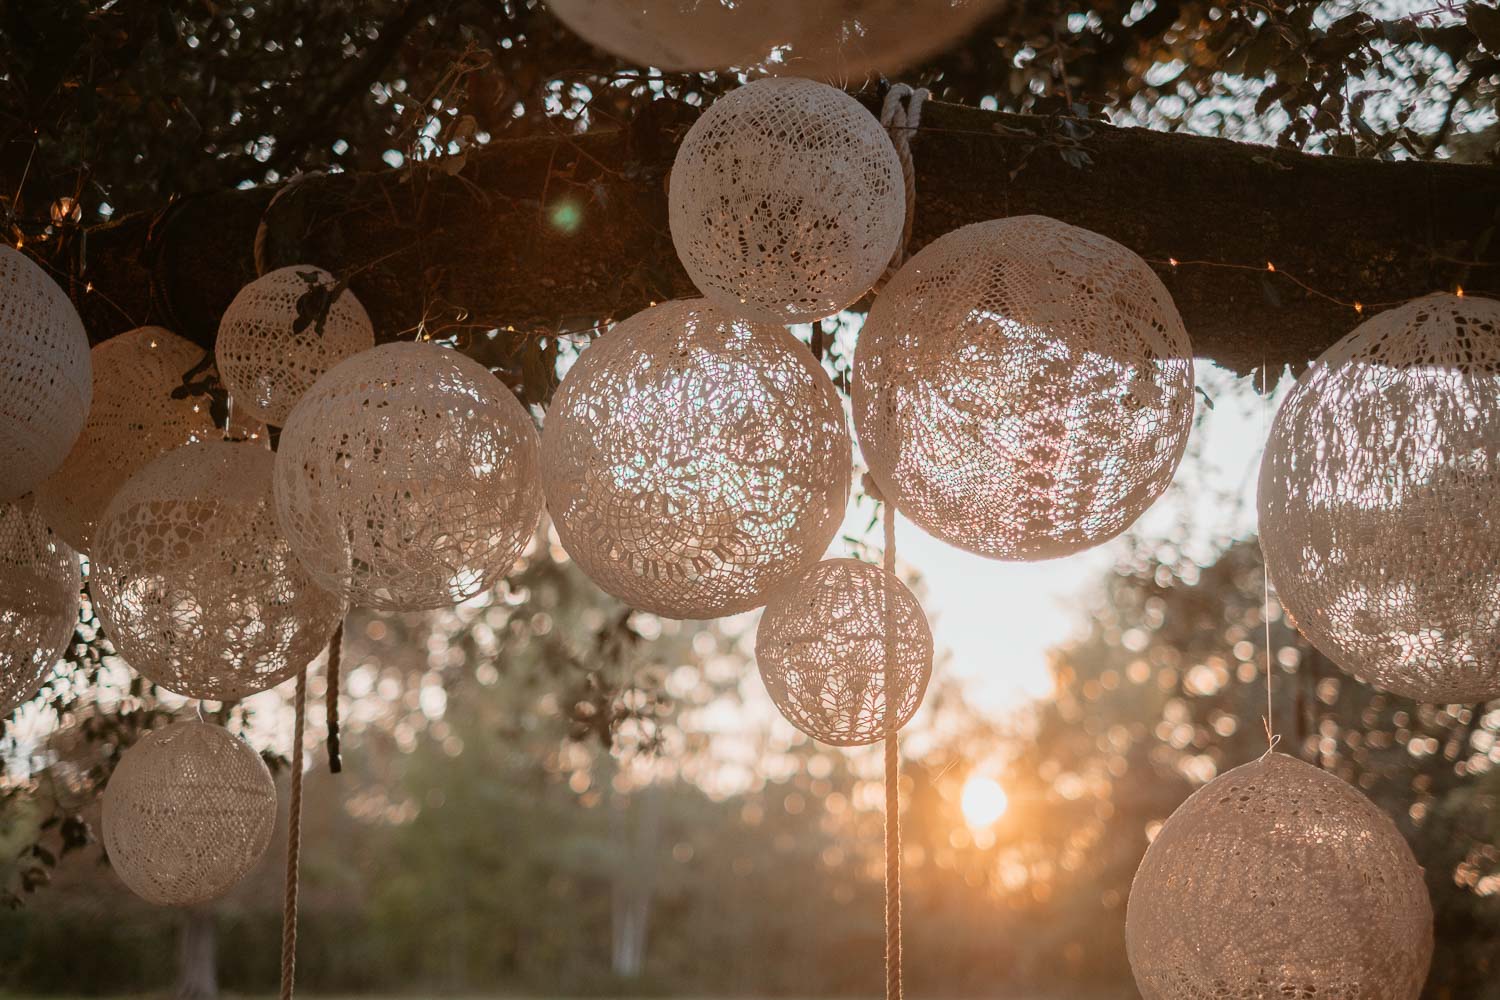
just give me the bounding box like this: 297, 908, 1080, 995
325, 620, 344, 774
877, 83, 929, 289
881, 500, 902, 1000
279, 667, 307, 1000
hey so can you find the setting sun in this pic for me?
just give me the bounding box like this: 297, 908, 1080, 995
960, 775, 1010, 830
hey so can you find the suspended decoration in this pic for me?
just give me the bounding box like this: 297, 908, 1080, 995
0, 500, 79, 717
1126, 753, 1433, 1000
669, 77, 904, 325
853, 215, 1195, 561
756, 558, 931, 746
0, 245, 91, 502
102, 720, 278, 907
91, 441, 344, 701
542, 299, 850, 619
216, 265, 375, 427
1260, 292, 1500, 703
274, 342, 544, 612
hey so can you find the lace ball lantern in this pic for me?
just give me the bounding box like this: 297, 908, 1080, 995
756, 558, 932, 746
1126, 753, 1433, 1000
216, 265, 375, 427
853, 216, 1195, 561
0, 501, 79, 717
1260, 293, 1500, 703
274, 342, 543, 612
0, 245, 91, 501
92, 441, 344, 700
103, 720, 277, 907
542, 300, 850, 619
669, 78, 904, 325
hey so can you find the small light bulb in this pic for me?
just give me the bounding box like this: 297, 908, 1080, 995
1168, 258, 1179, 267
1266, 262, 1276, 273
1354, 302, 1363, 315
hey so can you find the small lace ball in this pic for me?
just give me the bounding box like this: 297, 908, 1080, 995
274, 342, 543, 612
34, 327, 216, 552
1260, 293, 1500, 703
756, 558, 932, 746
853, 216, 1195, 561
542, 300, 850, 619
92, 441, 344, 700
1126, 753, 1433, 1000
103, 720, 278, 907
216, 265, 375, 427
0, 245, 91, 501
669, 78, 904, 324
0, 501, 80, 717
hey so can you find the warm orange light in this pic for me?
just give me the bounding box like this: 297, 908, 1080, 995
960, 775, 1009, 830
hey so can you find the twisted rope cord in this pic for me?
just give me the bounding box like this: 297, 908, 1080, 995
325, 619, 344, 774
279, 667, 307, 1000
881, 500, 902, 1000
878, 83, 929, 289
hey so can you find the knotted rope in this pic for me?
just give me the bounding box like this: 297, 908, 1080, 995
325, 620, 344, 774
279, 667, 307, 1000
881, 499, 902, 1000
878, 83, 929, 288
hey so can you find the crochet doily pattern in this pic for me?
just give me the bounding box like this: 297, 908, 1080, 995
0, 500, 79, 716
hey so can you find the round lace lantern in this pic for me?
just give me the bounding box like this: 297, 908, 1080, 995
1260, 293, 1500, 703
853, 216, 1195, 561
0, 245, 91, 501
34, 327, 215, 552
92, 441, 344, 700
669, 78, 904, 324
1126, 753, 1433, 1000
0, 501, 79, 717
542, 300, 850, 619
274, 342, 543, 611
103, 720, 277, 907
756, 558, 932, 746
216, 265, 375, 426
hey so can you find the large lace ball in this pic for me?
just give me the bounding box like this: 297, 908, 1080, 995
1260, 293, 1500, 703
216, 265, 375, 427
274, 342, 543, 612
34, 328, 216, 552
853, 216, 1195, 561
669, 78, 904, 325
756, 558, 931, 746
0, 245, 91, 501
103, 720, 277, 907
0, 501, 79, 717
542, 300, 850, 619
1126, 753, 1433, 1000
92, 441, 344, 700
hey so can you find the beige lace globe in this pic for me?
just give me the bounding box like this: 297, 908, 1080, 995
853, 216, 1195, 561
669, 78, 904, 325
1260, 293, 1500, 703
755, 558, 931, 746
92, 441, 343, 700
542, 300, 850, 619
34, 327, 216, 552
0, 500, 80, 717
1126, 753, 1433, 1000
102, 720, 277, 907
0, 245, 91, 501
274, 342, 543, 612
216, 265, 375, 427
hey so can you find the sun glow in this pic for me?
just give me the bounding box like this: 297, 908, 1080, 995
960, 775, 1009, 830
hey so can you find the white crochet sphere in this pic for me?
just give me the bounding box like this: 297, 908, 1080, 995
0, 245, 91, 501
103, 720, 277, 907
216, 265, 375, 427
92, 441, 343, 700
34, 328, 216, 552
1260, 293, 1500, 703
669, 77, 904, 324
853, 216, 1195, 561
0, 501, 80, 717
542, 300, 850, 619
756, 558, 931, 746
274, 342, 543, 612
1126, 753, 1433, 1000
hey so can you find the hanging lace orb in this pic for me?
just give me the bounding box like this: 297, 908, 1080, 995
92, 441, 343, 700
542, 300, 850, 619
1126, 753, 1432, 1000
853, 216, 1195, 561
103, 720, 277, 907
0, 245, 91, 501
669, 77, 904, 324
756, 558, 931, 746
274, 342, 543, 612
0, 501, 79, 717
216, 265, 375, 427
1260, 293, 1500, 703
34, 328, 216, 552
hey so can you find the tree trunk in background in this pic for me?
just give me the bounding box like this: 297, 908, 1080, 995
174, 908, 217, 1000
610, 778, 663, 979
